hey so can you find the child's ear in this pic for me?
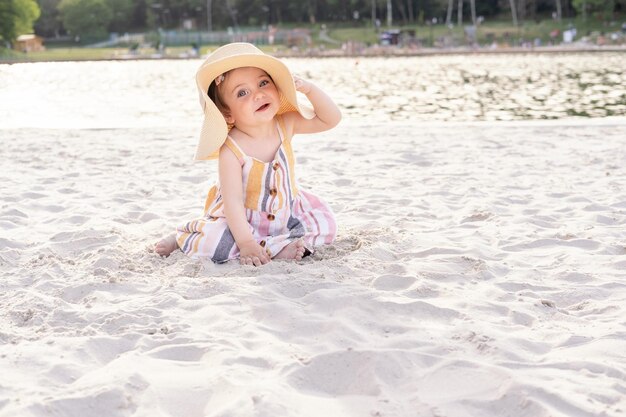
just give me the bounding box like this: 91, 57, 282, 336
223, 112, 234, 124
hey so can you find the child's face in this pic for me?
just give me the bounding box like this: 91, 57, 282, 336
219, 67, 280, 127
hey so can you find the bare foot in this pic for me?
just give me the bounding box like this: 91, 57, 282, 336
274, 239, 306, 261
155, 234, 179, 257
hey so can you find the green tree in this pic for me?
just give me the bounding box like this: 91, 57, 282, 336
106, 0, 134, 32
0, 0, 41, 42
572, 0, 615, 20
35, 0, 62, 37
58, 0, 112, 38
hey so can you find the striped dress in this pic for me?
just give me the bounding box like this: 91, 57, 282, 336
176, 116, 337, 263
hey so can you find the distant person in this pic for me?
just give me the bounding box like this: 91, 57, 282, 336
550, 29, 560, 45
190, 42, 200, 56
155, 43, 341, 265
268, 25, 277, 45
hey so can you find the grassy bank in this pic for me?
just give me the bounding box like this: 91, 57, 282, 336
327, 17, 625, 46
1, 47, 121, 61
0, 45, 200, 62
1, 16, 624, 63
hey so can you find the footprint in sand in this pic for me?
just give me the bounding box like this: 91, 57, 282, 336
287, 350, 382, 396
461, 211, 493, 223
313, 235, 363, 259
147, 344, 206, 362
372, 274, 416, 291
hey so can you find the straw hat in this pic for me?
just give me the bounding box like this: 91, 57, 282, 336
195, 42, 314, 160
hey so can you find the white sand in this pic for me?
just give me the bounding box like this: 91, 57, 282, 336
1, 120, 625, 417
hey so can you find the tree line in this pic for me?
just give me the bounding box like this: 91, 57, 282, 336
2, 0, 625, 43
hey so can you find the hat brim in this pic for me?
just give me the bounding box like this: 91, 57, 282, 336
195, 46, 314, 160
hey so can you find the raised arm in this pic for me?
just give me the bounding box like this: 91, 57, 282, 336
219, 147, 270, 266
285, 77, 342, 136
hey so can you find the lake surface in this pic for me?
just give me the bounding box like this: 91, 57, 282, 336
0, 53, 624, 129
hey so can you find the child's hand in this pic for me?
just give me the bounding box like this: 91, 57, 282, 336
239, 240, 271, 266
293, 76, 312, 95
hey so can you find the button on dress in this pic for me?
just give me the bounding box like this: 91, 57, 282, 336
176, 116, 337, 263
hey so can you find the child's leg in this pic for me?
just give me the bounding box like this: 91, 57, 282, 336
273, 238, 306, 261
263, 233, 307, 261
155, 234, 179, 257
177, 218, 239, 262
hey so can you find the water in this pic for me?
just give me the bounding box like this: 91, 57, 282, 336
0, 53, 624, 129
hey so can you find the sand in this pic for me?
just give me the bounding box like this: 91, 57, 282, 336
1, 119, 625, 417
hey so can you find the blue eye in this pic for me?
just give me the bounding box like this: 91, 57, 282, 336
237, 89, 249, 98
260, 79, 270, 87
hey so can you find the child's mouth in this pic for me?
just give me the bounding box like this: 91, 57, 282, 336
256, 103, 270, 112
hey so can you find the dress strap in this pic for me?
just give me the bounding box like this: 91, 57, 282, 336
224, 136, 246, 165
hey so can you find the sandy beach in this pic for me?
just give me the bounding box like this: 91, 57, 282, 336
1, 118, 625, 416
